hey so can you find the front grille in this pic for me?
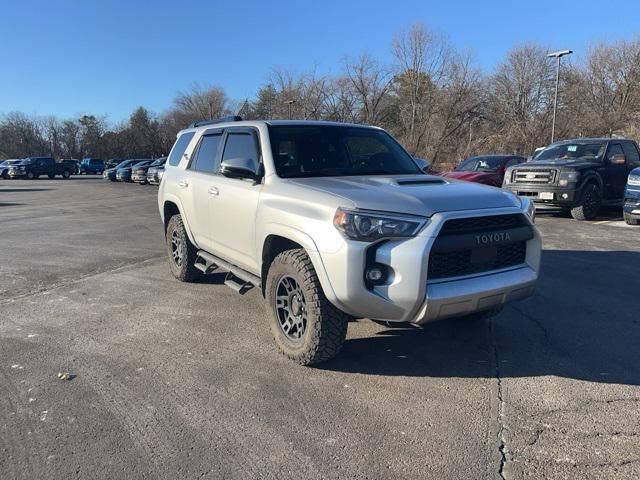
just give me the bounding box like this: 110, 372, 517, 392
512, 168, 557, 185
428, 242, 526, 279
428, 214, 529, 280
439, 214, 524, 235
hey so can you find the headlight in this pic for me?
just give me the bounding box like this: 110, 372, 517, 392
520, 196, 536, 223
558, 171, 579, 187
628, 174, 640, 186
503, 169, 513, 185
333, 208, 428, 242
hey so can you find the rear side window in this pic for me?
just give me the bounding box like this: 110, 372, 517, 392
167, 132, 195, 167
622, 142, 640, 167
222, 133, 259, 164
190, 134, 223, 173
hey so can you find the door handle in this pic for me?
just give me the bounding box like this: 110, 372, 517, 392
208, 186, 219, 196
177, 180, 189, 188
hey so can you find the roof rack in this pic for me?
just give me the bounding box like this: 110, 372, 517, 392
189, 115, 243, 128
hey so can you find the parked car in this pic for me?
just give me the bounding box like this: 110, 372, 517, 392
440, 155, 527, 187
8, 157, 73, 179
147, 158, 167, 185
159, 117, 540, 365
116, 159, 152, 182
503, 138, 640, 220
61, 159, 80, 174
132, 157, 166, 184
103, 159, 138, 181
105, 159, 124, 169
623, 167, 640, 225
79, 158, 105, 175
1, 159, 21, 179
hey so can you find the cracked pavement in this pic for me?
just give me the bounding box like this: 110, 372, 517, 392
1, 178, 639, 479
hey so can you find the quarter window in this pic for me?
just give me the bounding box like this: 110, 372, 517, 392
191, 134, 223, 173
167, 132, 195, 167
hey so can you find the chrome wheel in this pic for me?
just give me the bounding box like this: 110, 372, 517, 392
170, 229, 184, 267
275, 275, 307, 342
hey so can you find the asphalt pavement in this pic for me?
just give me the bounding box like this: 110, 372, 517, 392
1, 177, 639, 479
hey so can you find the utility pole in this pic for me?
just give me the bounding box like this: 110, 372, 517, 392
547, 49, 573, 144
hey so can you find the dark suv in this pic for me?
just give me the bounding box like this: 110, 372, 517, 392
503, 138, 640, 220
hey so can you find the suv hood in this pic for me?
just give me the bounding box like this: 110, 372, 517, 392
289, 175, 520, 217
526, 159, 599, 169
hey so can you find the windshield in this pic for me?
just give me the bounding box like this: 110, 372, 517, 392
534, 142, 606, 162
455, 156, 506, 172
268, 125, 421, 178
151, 158, 166, 167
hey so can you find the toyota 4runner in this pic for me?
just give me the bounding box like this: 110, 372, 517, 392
158, 118, 541, 365
503, 138, 640, 220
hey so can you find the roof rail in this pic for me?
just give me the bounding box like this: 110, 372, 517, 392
189, 115, 243, 128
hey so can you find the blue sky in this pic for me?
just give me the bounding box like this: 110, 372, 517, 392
1, 0, 638, 123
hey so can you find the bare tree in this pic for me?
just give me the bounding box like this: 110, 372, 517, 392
173, 84, 229, 123
343, 54, 393, 125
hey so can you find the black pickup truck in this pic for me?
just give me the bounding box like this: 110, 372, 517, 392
503, 138, 640, 220
7, 157, 73, 179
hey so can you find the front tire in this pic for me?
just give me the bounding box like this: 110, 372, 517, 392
26, 171, 35, 180
62, 170, 71, 179
265, 249, 348, 365
571, 184, 601, 221
624, 212, 640, 225
165, 214, 201, 282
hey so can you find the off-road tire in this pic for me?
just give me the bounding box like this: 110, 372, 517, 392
165, 214, 201, 282
571, 183, 601, 221
624, 212, 640, 225
265, 249, 348, 365
461, 306, 503, 322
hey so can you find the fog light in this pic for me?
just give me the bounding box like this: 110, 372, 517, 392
562, 193, 569, 199
365, 266, 384, 282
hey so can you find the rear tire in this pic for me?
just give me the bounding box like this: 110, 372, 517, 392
571, 183, 601, 221
265, 249, 348, 365
165, 214, 201, 282
624, 212, 640, 225
48, 174, 55, 179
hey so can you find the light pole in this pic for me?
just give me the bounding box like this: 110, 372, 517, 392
547, 49, 573, 144
284, 99, 296, 119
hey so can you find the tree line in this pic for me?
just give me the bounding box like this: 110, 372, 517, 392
1, 24, 639, 170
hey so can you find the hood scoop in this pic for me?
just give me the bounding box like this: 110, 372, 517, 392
396, 178, 445, 186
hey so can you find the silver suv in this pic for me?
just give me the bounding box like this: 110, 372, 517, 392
158, 118, 541, 365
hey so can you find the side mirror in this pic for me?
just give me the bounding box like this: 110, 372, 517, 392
414, 157, 431, 173
220, 157, 261, 180
610, 153, 626, 165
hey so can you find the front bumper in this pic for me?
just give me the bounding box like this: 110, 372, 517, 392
132, 174, 147, 182
116, 173, 132, 182
8, 170, 26, 177
504, 184, 579, 207
317, 206, 541, 323
623, 188, 640, 215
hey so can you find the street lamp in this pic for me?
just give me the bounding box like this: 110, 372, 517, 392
547, 49, 573, 144
284, 99, 296, 119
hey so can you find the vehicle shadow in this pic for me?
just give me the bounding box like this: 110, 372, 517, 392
0, 188, 52, 193
319, 249, 640, 386
0, 202, 24, 207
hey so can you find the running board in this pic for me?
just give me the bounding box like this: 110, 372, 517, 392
195, 250, 261, 293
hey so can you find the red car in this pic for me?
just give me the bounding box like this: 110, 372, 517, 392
440, 155, 527, 187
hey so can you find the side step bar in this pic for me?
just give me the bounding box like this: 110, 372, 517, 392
195, 250, 261, 294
